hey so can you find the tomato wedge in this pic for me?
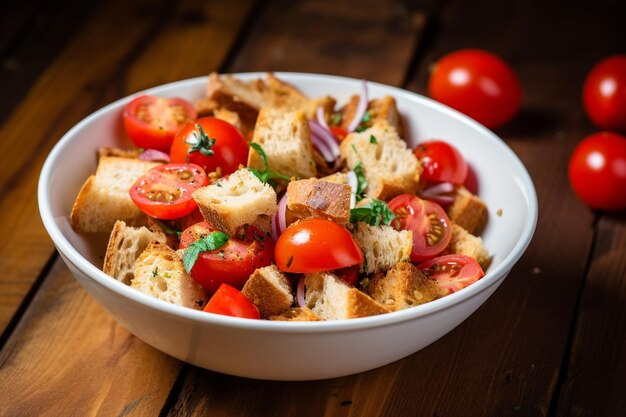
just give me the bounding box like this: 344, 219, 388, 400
129, 163, 208, 220
170, 117, 249, 176
123, 95, 196, 152
275, 218, 363, 273
204, 283, 260, 319
388, 195, 451, 262
180, 222, 274, 292
416, 254, 484, 296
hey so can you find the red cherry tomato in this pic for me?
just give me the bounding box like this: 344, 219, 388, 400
413, 140, 468, 184
330, 126, 348, 141
275, 218, 363, 273
122, 95, 196, 152
203, 283, 260, 319
129, 163, 208, 220
170, 117, 249, 176
583, 55, 626, 132
388, 195, 451, 262
568, 131, 626, 210
416, 254, 485, 296
428, 49, 522, 129
336, 265, 360, 286
179, 222, 274, 292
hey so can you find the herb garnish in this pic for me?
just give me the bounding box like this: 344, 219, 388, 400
370, 135, 378, 144
353, 161, 368, 202
186, 124, 216, 157
248, 143, 292, 184
183, 231, 229, 273
349, 199, 396, 226
355, 111, 372, 132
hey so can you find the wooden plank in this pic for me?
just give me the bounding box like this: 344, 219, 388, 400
555, 216, 626, 416
0, 259, 182, 417
398, 1, 625, 416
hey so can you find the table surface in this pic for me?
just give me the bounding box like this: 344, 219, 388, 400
1, 0, 625, 416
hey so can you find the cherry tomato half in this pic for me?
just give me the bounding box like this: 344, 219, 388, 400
388, 195, 451, 262
129, 163, 209, 220
180, 222, 274, 292
203, 283, 260, 319
417, 254, 485, 296
123, 95, 196, 152
275, 218, 363, 273
583, 55, 626, 133
413, 140, 468, 185
170, 117, 249, 176
568, 131, 626, 210
428, 49, 522, 129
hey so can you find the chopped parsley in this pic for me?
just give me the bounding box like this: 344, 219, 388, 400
248, 143, 292, 184
355, 111, 372, 132
353, 161, 368, 202
183, 231, 229, 273
350, 199, 396, 227
330, 113, 342, 126
369, 134, 378, 144
152, 267, 159, 278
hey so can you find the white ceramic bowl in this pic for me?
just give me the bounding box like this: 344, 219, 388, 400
38, 73, 537, 381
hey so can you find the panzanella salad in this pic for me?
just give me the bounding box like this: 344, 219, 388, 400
70, 72, 491, 320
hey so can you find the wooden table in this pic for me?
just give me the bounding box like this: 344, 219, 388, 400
1, 0, 625, 415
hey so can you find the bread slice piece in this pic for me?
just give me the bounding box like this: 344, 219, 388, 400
340, 95, 403, 136
247, 107, 317, 179
192, 168, 277, 236
447, 186, 488, 236
269, 307, 323, 322
352, 222, 413, 274
70, 155, 160, 233
339, 121, 421, 200
366, 262, 439, 311
286, 178, 352, 224
132, 242, 208, 309
304, 272, 391, 320
103, 220, 167, 285
242, 265, 294, 318
444, 222, 491, 270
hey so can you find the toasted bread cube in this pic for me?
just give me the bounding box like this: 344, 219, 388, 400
366, 262, 439, 311
269, 307, 323, 322
248, 107, 317, 179
103, 220, 166, 285
341, 95, 403, 136
352, 222, 413, 274
340, 121, 421, 200
242, 265, 294, 317
304, 272, 391, 320
212, 107, 243, 134
286, 178, 352, 224
445, 222, 491, 270
70, 155, 160, 233
447, 186, 488, 235
132, 242, 208, 310
192, 168, 277, 236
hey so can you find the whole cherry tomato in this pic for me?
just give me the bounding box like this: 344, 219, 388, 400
568, 131, 626, 210
428, 49, 522, 129
413, 140, 468, 185
583, 55, 626, 133
170, 117, 248, 176
123, 95, 196, 152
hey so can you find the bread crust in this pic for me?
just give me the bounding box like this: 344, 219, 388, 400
286, 178, 352, 224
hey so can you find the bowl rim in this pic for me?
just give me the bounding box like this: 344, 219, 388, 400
38, 71, 538, 334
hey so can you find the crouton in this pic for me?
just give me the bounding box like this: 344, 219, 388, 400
447, 186, 488, 235
70, 155, 160, 233
304, 272, 391, 319
366, 262, 439, 311
340, 95, 403, 136
340, 121, 421, 200
103, 220, 167, 285
212, 107, 244, 134
445, 222, 491, 270
192, 168, 277, 236
132, 242, 208, 309
242, 265, 294, 317
248, 107, 317, 179
286, 178, 352, 224
352, 222, 413, 274
269, 307, 323, 322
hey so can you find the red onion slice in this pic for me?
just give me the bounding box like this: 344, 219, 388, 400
309, 120, 340, 163
139, 149, 171, 163
271, 211, 280, 241
316, 106, 330, 131
296, 275, 306, 308
346, 79, 369, 133
277, 193, 288, 233
420, 182, 455, 197
309, 130, 335, 163
422, 195, 455, 206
